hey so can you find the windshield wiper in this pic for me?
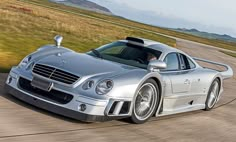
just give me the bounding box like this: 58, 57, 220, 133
91, 49, 103, 59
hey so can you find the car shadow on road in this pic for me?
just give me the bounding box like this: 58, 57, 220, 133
1, 91, 132, 125
1, 89, 204, 124
1, 91, 91, 124
1, 85, 128, 125
0, 73, 96, 123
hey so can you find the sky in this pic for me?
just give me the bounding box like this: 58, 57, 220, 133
90, 0, 236, 37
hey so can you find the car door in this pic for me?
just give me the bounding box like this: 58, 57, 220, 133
161, 53, 192, 94
179, 53, 206, 97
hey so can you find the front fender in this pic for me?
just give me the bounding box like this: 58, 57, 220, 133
108, 70, 163, 99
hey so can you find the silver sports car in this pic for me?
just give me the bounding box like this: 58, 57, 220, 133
5, 36, 233, 124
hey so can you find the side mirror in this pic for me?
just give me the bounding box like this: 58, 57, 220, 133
147, 60, 167, 71
54, 35, 63, 47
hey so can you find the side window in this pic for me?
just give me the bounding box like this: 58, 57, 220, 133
179, 54, 196, 70
163, 53, 180, 71
179, 54, 187, 69
187, 57, 196, 69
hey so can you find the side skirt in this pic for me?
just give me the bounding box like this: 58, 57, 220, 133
155, 93, 207, 117
157, 104, 205, 117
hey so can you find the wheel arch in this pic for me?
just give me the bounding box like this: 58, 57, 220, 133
150, 77, 162, 97
211, 75, 223, 94
204, 75, 222, 110
215, 76, 223, 96
130, 73, 164, 118
130, 75, 163, 123
215, 76, 221, 88
148, 76, 164, 116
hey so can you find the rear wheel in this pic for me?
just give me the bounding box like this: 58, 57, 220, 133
205, 78, 220, 111
131, 79, 160, 124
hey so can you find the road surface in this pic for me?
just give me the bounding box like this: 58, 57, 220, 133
0, 39, 236, 142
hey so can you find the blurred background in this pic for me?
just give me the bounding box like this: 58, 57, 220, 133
0, 0, 236, 72
1, 1, 236, 142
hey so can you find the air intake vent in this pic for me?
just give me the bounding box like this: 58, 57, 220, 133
108, 101, 131, 116
32, 64, 80, 84
18, 77, 73, 104
126, 37, 145, 44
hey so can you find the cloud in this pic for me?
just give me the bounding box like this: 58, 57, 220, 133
89, 0, 236, 37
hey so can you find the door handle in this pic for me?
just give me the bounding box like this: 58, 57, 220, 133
184, 79, 190, 85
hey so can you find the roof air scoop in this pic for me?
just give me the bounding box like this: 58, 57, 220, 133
126, 37, 145, 47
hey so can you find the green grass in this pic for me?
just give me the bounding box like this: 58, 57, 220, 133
0, 0, 176, 73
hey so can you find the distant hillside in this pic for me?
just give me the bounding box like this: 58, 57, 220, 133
49, 0, 112, 15
175, 28, 236, 43
0, 0, 175, 72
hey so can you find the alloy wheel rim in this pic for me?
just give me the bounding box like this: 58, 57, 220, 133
208, 81, 219, 108
134, 83, 157, 121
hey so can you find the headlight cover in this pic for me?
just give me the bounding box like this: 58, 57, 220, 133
18, 56, 32, 68
96, 79, 113, 95
82, 80, 95, 90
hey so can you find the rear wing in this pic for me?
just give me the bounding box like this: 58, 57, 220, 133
193, 57, 234, 80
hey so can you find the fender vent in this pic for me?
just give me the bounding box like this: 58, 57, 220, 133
108, 101, 118, 114
189, 100, 194, 105
120, 102, 130, 114
108, 101, 131, 115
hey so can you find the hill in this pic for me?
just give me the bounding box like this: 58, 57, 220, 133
0, 0, 175, 72
175, 28, 236, 43
33, 0, 236, 52
1, 0, 236, 72
49, 0, 112, 15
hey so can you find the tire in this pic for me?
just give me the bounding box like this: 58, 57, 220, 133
205, 78, 220, 111
131, 79, 160, 124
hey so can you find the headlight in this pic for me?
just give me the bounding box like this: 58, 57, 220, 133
96, 79, 113, 95
18, 56, 32, 68
82, 80, 94, 90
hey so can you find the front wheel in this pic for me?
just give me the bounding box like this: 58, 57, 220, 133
205, 78, 220, 111
131, 79, 160, 124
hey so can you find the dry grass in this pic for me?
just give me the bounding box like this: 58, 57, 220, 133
0, 0, 176, 72
220, 51, 236, 58
24, 0, 236, 52
0, 49, 15, 66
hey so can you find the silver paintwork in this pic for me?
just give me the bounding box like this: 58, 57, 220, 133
54, 35, 63, 47
147, 60, 167, 71
193, 57, 234, 79
5, 36, 234, 121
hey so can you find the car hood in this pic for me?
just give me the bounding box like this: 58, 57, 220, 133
36, 52, 138, 77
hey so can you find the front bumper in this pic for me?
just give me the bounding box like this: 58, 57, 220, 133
5, 68, 131, 122
5, 84, 120, 122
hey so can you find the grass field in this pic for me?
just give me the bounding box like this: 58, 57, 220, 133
1, 0, 236, 73
21, 0, 236, 52
221, 51, 236, 58
0, 0, 175, 72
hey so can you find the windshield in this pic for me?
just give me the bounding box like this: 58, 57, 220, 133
87, 41, 162, 69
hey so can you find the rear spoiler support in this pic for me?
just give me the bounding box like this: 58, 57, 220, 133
193, 57, 234, 80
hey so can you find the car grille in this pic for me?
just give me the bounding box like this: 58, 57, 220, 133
32, 64, 80, 85
18, 77, 73, 104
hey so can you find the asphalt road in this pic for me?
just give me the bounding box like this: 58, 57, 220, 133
0, 39, 236, 142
